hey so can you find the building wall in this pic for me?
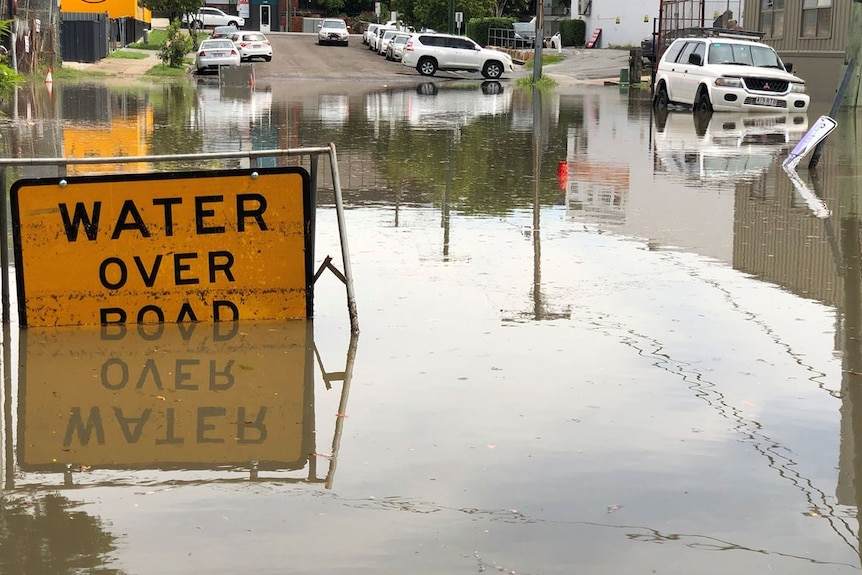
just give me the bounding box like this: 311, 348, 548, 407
574, 0, 657, 47
61, 0, 150, 21
571, 0, 746, 47
740, 0, 850, 101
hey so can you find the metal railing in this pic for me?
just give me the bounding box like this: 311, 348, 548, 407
0, 144, 360, 333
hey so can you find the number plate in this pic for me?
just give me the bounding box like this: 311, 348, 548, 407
755, 96, 780, 107
252, 43, 261, 48
212, 51, 227, 57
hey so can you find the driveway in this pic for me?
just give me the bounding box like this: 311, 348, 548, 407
61, 33, 632, 84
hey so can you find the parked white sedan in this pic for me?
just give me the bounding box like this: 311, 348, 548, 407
230, 31, 273, 62
195, 38, 241, 73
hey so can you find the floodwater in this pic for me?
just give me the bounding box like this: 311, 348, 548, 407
0, 75, 860, 574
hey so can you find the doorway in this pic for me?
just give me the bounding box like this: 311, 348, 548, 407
260, 4, 271, 33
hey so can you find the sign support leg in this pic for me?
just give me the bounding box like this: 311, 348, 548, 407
328, 143, 359, 334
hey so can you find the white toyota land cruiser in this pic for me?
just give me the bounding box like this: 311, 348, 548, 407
401, 33, 514, 80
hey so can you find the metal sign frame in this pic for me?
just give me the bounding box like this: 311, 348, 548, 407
0, 145, 359, 333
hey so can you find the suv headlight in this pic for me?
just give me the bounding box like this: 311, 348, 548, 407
714, 77, 743, 88
790, 82, 806, 93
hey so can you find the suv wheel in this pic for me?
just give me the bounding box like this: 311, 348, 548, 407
227, 20, 239, 27
482, 61, 503, 79
417, 57, 437, 76
653, 83, 669, 109
694, 88, 713, 113
191, 20, 203, 30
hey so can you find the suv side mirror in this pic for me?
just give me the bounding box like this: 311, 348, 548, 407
688, 53, 702, 66
784, 62, 794, 73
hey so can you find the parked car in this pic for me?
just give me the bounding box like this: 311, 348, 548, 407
318, 18, 349, 46
211, 25, 238, 39
378, 29, 400, 56
652, 32, 809, 113
512, 21, 537, 48
369, 25, 395, 51
363, 23, 382, 45
195, 38, 241, 73
641, 33, 657, 63
183, 7, 245, 30
229, 31, 272, 61
401, 32, 514, 79
641, 28, 701, 64
385, 33, 410, 61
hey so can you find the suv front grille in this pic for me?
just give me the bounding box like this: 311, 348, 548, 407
743, 78, 789, 93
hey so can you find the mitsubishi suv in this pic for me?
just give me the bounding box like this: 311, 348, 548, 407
401, 33, 514, 79
652, 32, 809, 113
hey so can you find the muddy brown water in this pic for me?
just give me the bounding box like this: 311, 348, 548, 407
0, 68, 859, 574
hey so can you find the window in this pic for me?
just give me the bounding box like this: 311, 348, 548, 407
691, 42, 705, 66
760, 0, 784, 38
801, 0, 831, 38
677, 41, 704, 65
448, 38, 476, 50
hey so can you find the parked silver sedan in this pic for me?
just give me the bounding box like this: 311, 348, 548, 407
385, 33, 410, 61
195, 38, 241, 74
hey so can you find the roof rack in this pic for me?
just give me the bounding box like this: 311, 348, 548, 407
678, 26, 765, 40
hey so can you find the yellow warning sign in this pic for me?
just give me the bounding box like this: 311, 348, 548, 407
19, 321, 311, 470
11, 168, 311, 327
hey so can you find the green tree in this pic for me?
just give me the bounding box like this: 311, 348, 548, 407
158, 19, 193, 67
0, 20, 22, 99
137, 0, 204, 47
407, 0, 494, 31
320, 0, 347, 15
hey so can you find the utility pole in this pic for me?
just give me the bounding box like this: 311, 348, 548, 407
531, 0, 543, 82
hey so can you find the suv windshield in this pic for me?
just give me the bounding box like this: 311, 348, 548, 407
707, 42, 782, 67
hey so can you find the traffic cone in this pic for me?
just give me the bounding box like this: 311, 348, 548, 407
45, 67, 53, 84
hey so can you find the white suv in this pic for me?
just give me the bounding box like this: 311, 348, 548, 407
183, 7, 245, 29
401, 33, 514, 79
653, 33, 809, 113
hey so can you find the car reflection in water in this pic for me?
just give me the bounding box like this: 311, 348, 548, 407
193, 83, 273, 157
365, 81, 511, 135
653, 108, 809, 183
409, 81, 509, 130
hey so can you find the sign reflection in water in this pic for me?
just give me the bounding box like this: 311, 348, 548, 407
8, 320, 357, 487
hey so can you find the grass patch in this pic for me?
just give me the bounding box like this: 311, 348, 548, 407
128, 28, 206, 50
109, 50, 149, 59
524, 53, 566, 70
516, 74, 558, 89
51, 65, 107, 80
144, 63, 191, 77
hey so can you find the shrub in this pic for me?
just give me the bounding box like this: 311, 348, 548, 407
560, 18, 586, 47
158, 19, 193, 68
